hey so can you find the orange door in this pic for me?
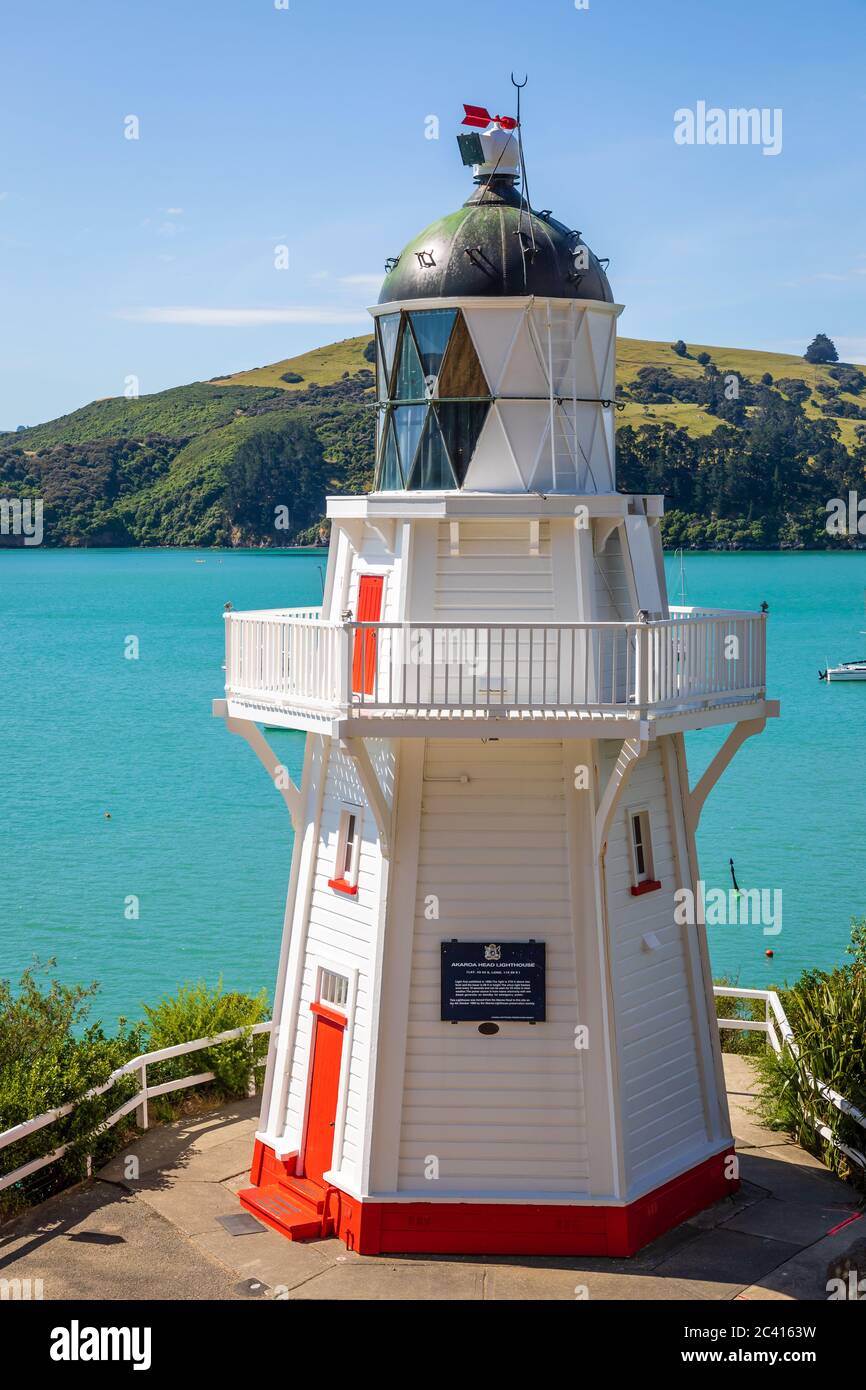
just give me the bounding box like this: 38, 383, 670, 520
352, 574, 384, 695
303, 1010, 345, 1184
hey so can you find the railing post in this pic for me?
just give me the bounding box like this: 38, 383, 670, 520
340, 624, 352, 715
223, 614, 232, 693
137, 1063, 149, 1131
635, 620, 650, 711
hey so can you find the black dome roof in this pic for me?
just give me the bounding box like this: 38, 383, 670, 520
379, 178, 613, 305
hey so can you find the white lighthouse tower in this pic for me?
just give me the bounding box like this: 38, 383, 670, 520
214, 108, 777, 1256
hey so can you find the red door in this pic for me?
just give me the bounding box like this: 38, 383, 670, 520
303, 1008, 345, 1184
352, 574, 384, 695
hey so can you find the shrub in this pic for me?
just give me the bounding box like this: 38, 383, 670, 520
0, 969, 270, 1216
142, 980, 269, 1114
0, 963, 143, 1216
756, 921, 866, 1186
280, 371, 304, 384
671, 339, 688, 357
697, 351, 711, 366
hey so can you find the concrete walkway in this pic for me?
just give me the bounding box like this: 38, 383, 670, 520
1, 1056, 862, 1301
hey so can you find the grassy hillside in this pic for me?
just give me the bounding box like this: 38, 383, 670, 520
212, 335, 371, 393
2, 331, 864, 549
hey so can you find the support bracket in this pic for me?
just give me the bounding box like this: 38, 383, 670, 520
593, 516, 621, 556
594, 721, 650, 854
213, 699, 303, 830
684, 711, 774, 835
339, 737, 392, 858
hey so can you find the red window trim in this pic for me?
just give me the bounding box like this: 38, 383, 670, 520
328, 878, 358, 896
630, 879, 662, 897
310, 1001, 348, 1029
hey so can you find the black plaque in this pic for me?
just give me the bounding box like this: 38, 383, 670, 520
440, 941, 546, 1023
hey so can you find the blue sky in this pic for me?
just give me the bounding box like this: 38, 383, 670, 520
1, 0, 864, 429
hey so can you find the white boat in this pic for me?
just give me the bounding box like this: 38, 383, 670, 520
819, 590, 866, 680
821, 659, 866, 682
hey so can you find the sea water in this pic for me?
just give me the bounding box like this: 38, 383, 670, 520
0, 548, 862, 1023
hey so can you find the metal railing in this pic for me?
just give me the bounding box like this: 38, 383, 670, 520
224, 606, 767, 719
713, 985, 866, 1169
0, 1023, 272, 1194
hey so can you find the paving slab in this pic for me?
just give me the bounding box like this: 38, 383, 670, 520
736, 1147, 856, 1205
723, 1197, 859, 1246
191, 1224, 340, 1293
723, 1055, 763, 1097
0, 1182, 242, 1301
132, 1178, 241, 1238
284, 1258, 486, 1300
740, 1219, 866, 1301
651, 1227, 803, 1291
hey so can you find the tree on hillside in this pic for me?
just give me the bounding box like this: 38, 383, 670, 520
226, 419, 326, 540
804, 333, 838, 364
671, 339, 688, 357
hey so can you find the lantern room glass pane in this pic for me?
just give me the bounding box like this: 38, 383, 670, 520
375, 329, 388, 402
407, 409, 457, 490
376, 412, 403, 490
395, 324, 426, 400
436, 401, 489, 484
378, 313, 400, 389
392, 404, 426, 478
408, 309, 457, 391
438, 312, 488, 399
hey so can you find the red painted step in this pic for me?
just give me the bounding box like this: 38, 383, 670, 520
239, 1184, 322, 1242
279, 1176, 325, 1214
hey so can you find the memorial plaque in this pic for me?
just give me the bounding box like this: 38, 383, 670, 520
440, 941, 546, 1023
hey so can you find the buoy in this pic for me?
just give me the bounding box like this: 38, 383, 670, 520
104, 812, 111, 820
765, 949, 774, 958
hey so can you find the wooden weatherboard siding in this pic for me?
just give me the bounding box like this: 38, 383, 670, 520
397, 738, 589, 1195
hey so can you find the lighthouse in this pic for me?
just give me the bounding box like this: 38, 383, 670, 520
214, 105, 777, 1256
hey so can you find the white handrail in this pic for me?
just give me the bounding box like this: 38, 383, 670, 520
0, 1021, 272, 1194
712, 985, 866, 1166
224, 609, 767, 719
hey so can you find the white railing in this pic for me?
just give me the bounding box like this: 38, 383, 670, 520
224, 608, 766, 720
713, 986, 866, 1170
0, 1022, 272, 1194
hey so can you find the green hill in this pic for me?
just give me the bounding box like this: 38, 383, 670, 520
2, 333, 865, 550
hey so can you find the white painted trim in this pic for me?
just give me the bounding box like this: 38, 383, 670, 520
366, 739, 425, 1192
594, 727, 650, 854
371, 295, 625, 317
311, 959, 359, 1176
212, 699, 303, 829
563, 739, 619, 1199
339, 737, 392, 857
266, 734, 330, 1145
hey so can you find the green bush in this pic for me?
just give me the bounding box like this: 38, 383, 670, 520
0, 968, 270, 1217
142, 980, 269, 1119
0, 962, 143, 1216
755, 921, 866, 1186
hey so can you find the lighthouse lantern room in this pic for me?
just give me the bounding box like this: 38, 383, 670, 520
214, 104, 777, 1256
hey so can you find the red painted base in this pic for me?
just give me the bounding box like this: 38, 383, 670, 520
243, 1141, 738, 1257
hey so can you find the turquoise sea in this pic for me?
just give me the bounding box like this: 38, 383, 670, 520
1, 548, 864, 1024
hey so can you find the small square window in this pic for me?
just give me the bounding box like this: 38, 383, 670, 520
629, 809, 661, 896
320, 969, 349, 1010
329, 806, 362, 895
